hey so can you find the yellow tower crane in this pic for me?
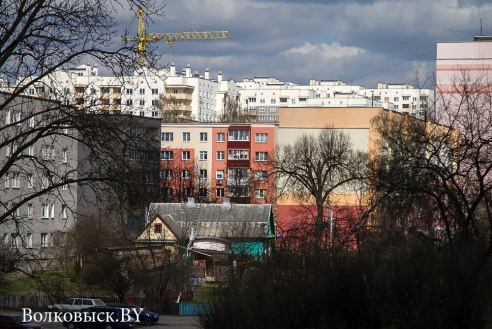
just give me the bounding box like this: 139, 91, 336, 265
122, 8, 231, 66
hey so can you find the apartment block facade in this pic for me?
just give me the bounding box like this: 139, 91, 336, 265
159, 123, 276, 205
237, 77, 435, 123
0, 93, 161, 270
14, 63, 239, 121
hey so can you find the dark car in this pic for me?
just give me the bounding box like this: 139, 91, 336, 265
112, 305, 159, 326
0, 314, 43, 329
62, 306, 135, 329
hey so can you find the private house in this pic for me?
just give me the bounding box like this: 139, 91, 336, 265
137, 198, 275, 282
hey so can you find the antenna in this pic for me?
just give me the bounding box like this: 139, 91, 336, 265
480, 17, 483, 36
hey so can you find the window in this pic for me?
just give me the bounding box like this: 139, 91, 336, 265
394, 97, 399, 102
162, 188, 173, 198
4, 172, 9, 188
199, 188, 207, 197
216, 188, 225, 198
280, 98, 288, 103
248, 98, 256, 103
11, 204, 18, 218
27, 203, 33, 219
41, 204, 49, 219
270, 107, 277, 112
5, 110, 10, 124
42, 174, 49, 188
255, 152, 268, 161
41, 233, 48, 247
3, 233, 8, 245
199, 169, 208, 179
161, 132, 173, 142
217, 133, 225, 142
182, 151, 190, 160
260, 99, 265, 104
41, 145, 49, 160
259, 107, 266, 113
25, 233, 32, 248
50, 204, 55, 219
228, 149, 249, 160
182, 170, 190, 179
182, 132, 190, 142
255, 170, 268, 180
255, 133, 268, 143
129, 148, 140, 160
160, 151, 173, 160
11, 172, 19, 188
27, 174, 33, 189
271, 99, 276, 104
139, 99, 145, 106
199, 151, 208, 160
10, 234, 17, 248
403, 96, 410, 100
126, 88, 133, 95
152, 88, 159, 95
139, 88, 145, 95
228, 130, 249, 141
200, 132, 208, 142
216, 170, 225, 179
154, 223, 162, 234
161, 169, 172, 179
62, 149, 68, 163
126, 99, 133, 106
255, 189, 268, 199
216, 151, 225, 160
61, 204, 68, 219
181, 188, 190, 197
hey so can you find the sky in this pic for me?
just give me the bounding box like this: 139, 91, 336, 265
117, 0, 492, 89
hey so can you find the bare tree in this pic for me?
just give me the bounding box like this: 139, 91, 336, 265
216, 98, 254, 123
273, 127, 367, 247
0, 0, 164, 278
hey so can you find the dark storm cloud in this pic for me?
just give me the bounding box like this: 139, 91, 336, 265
117, 0, 492, 87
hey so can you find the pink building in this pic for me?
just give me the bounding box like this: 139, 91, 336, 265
159, 123, 276, 205
436, 36, 492, 122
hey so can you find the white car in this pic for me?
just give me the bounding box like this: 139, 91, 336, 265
47, 298, 106, 311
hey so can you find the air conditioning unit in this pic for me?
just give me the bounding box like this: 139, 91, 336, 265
217, 179, 223, 185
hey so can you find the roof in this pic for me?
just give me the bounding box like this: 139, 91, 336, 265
147, 199, 273, 241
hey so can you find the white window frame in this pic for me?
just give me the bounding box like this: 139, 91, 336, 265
41, 204, 49, 219
216, 170, 224, 179
11, 172, 19, 188
160, 151, 173, 160
199, 169, 208, 179
41, 233, 48, 247
182, 151, 191, 160
217, 133, 225, 142
255, 189, 268, 199
255, 152, 268, 161
200, 132, 208, 142
216, 151, 225, 160
255, 133, 268, 143
183, 132, 190, 142
228, 149, 249, 160
216, 188, 225, 198
228, 130, 250, 141
199, 151, 208, 160
62, 149, 68, 163
27, 203, 33, 219
161, 132, 173, 142
255, 170, 268, 181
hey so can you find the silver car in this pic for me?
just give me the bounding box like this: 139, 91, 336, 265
48, 298, 106, 311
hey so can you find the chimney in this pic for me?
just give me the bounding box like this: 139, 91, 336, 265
218, 71, 223, 82
186, 64, 191, 78
170, 62, 176, 76
205, 68, 210, 80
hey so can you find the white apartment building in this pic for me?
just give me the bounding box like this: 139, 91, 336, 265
15, 63, 240, 121
237, 78, 435, 122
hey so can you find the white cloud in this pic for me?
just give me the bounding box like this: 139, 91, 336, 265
280, 42, 365, 59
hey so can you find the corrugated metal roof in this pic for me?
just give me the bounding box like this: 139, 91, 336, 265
148, 201, 272, 239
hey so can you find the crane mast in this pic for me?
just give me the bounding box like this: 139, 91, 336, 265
123, 8, 230, 66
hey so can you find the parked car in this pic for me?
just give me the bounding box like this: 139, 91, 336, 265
112, 305, 159, 326
48, 298, 106, 311
0, 314, 43, 329
62, 306, 135, 329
